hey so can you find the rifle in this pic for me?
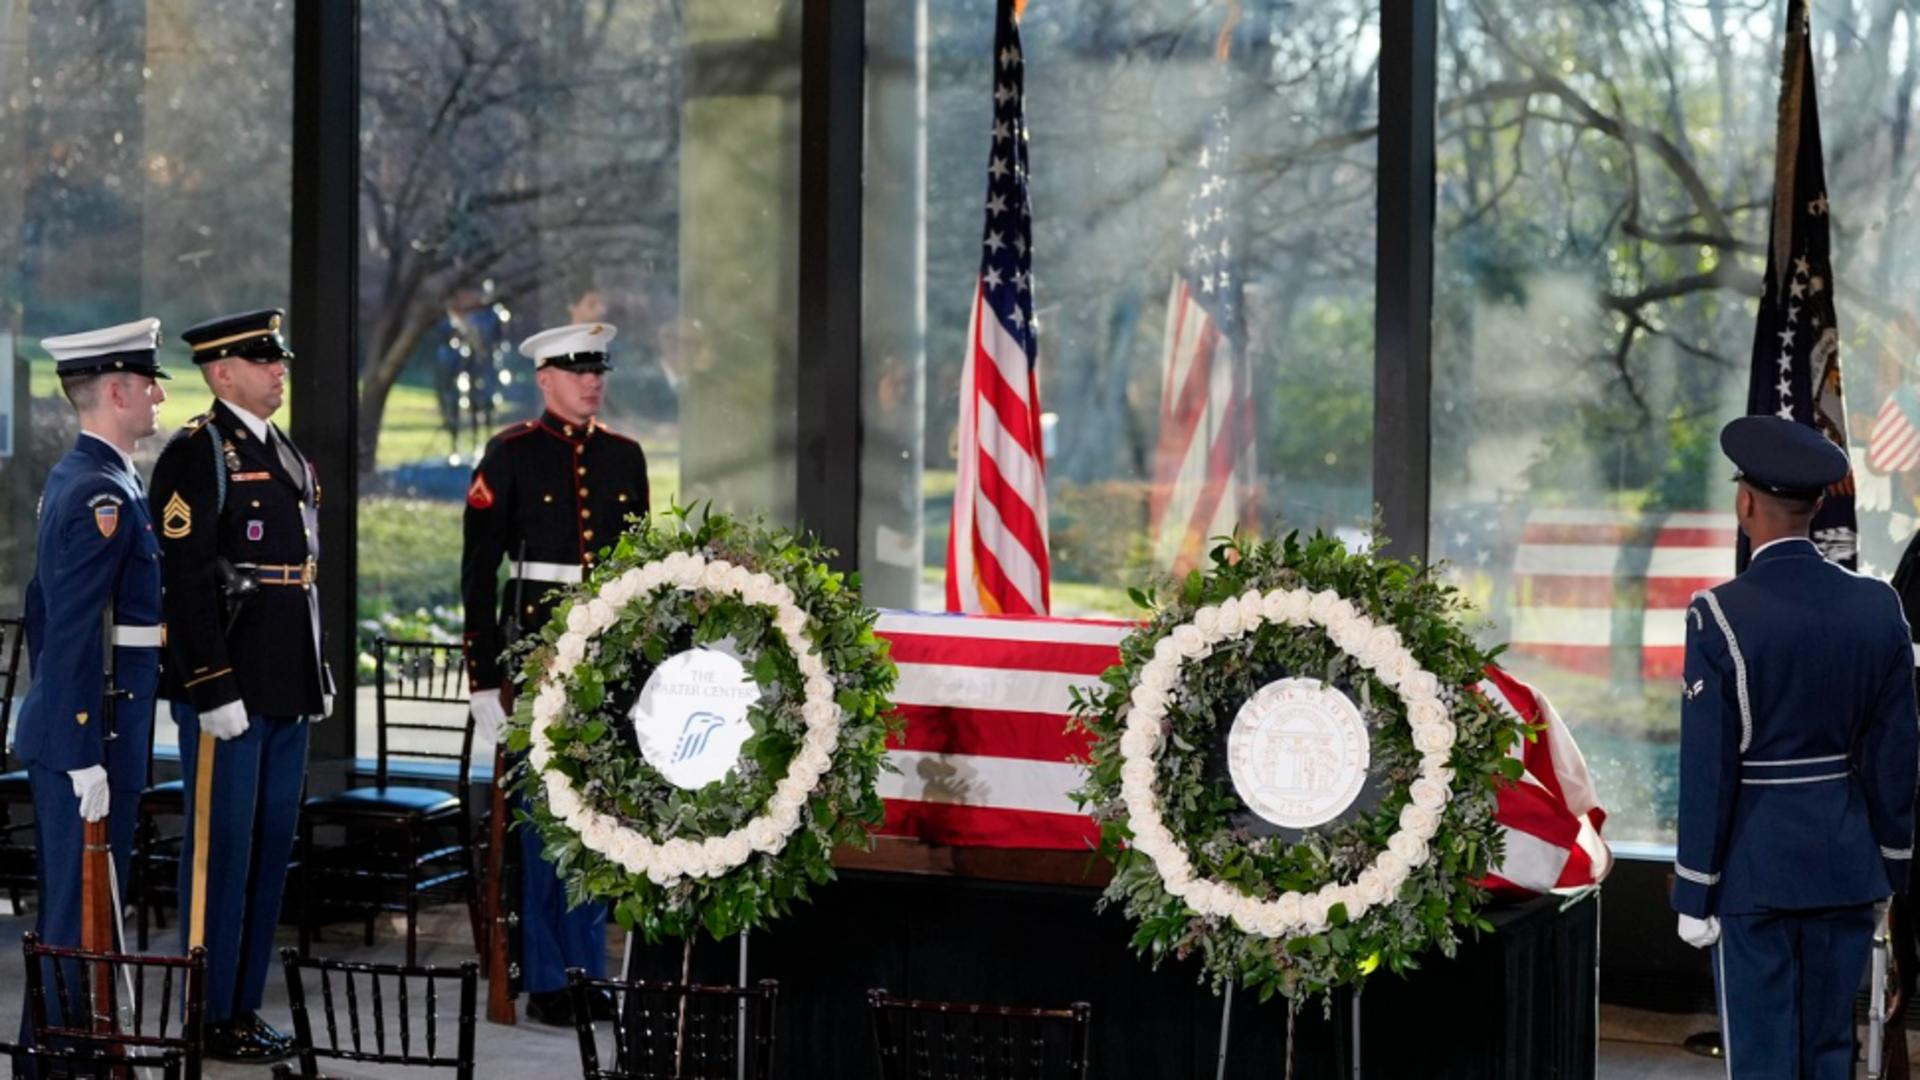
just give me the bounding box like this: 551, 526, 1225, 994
82, 608, 129, 1043
484, 541, 530, 1025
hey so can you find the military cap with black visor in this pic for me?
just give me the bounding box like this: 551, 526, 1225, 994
145, 305, 327, 1062
1720, 414, 1850, 501
44, 316, 171, 379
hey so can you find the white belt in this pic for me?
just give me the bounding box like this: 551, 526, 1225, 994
111, 625, 164, 648
514, 561, 584, 585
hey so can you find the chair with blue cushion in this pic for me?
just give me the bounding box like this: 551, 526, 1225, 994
0, 616, 35, 910
297, 637, 481, 965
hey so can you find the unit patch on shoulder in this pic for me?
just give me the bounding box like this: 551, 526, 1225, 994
88, 492, 125, 538
162, 491, 193, 539
467, 472, 495, 510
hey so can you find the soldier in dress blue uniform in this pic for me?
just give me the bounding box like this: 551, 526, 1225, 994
147, 309, 333, 1063
463, 322, 649, 1024
1673, 415, 1919, 1078
13, 318, 170, 1051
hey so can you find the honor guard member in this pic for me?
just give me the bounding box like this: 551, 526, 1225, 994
463, 321, 648, 1025
1673, 415, 1919, 1078
148, 309, 333, 1063
13, 319, 169, 1051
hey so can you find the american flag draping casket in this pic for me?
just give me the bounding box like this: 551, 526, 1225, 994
870, 611, 1612, 896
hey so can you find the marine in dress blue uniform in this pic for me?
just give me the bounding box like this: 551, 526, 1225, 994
462, 322, 648, 1025
1672, 416, 1919, 1078
13, 319, 170, 1054
146, 309, 332, 1063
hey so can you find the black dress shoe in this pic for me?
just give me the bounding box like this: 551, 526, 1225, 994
524, 988, 578, 1027
204, 1017, 294, 1063
234, 1011, 296, 1054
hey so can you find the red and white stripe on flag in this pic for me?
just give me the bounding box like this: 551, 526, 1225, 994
873, 612, 1614, 897
874, 611, 1131, 849
946, 284, 1052, 615
1477, 667, 1612, 896
1869, 389, 1920, 474
1147, 275, 1256, 576
1509, 509, 1735, 679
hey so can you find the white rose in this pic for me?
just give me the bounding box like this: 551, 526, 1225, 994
645, 863, 679, 887
1375, 649, 1417, 687
1152, 636, 1182, 665
770, 785, 809, 815
1252, 906, 1288, 938
660, 837, 695, 871
1325, 615, 1368, 654
1300, 894, 1333, 932
1238, 588, 1265, 619
1160, 862, 1194, 894
533, 687, 564, 723
636, 562, 669, 590
1399, 803, 1439, 836
1407, 700, 1449, 729
743, 577, 780, 606
1186, 883, 1226, 917
1355, 869, 1391, 906
746, 816, 786, 853
1388, 831, 1429, 867
1171, 624, 1209, 659
589, 598, 620, 629
714, 832, 754, 868
805, 676, 835, 703
803, 726, 837, 758
554, 634, 586, 671
1376, 860, 1409, 896
1139, 661, 1178, 695
722, 564, 755, 595
1191, 606, 1223, 639
565, 605, 594, 635
1274, 892, 1304, 925
547, 780, 582, 819
1423, 763, 1455, 788
1410, 777, 1448, 810
601, 574, 636, 606
1129, 819, 1173, 856
699, 562, 733, 593
1122, 789, 1157, 826
578, 815, 617, 854
795, 744, 831, 775
775, 609, 810, 642
1413, 720, 1457, 756
802, 699, 840, 729
528, 740, 552, 770
1120, 759, 1155, 792
1230, 898, 1265, 934
769, 802, 803, 833
1260, 590, 1292, 624
1119, 724, 1156, 759
1323, 599, 1360, 635
787, 760, 823, 792
1400, 670, 1441, 703
1374, 849, 1411, 881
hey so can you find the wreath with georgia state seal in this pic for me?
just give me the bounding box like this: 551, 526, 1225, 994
505, 507, 899, 942
1071, 531, 1526, 1001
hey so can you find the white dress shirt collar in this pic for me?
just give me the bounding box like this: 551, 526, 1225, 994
1751, 535, 1817, 559
219, 397, 272, 442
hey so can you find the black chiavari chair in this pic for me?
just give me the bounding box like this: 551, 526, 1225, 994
567, 969, 780, 1080
867, 989, 1092, 1080
273, 948, 478, 1080
21, 931, 207, 1079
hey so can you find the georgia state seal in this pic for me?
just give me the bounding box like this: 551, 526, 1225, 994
1226, 677, 1370, 829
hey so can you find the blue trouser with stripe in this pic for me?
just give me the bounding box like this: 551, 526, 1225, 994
1712, 904, 1876, 1079
174, 704, 308, 1023
511, 750, 605, 993
16, 765, 140, 1056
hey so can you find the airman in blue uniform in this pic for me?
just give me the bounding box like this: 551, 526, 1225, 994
1673, 415, 1919, 1078
13, 318, 170, 1052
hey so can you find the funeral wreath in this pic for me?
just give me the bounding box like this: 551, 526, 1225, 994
1072, 532, 1527, 1001
506, 507, 899, 942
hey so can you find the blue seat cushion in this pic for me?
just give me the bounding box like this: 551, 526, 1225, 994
304, 785, 460, 817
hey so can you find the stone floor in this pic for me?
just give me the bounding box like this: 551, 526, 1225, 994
0, 904, 1904, 1078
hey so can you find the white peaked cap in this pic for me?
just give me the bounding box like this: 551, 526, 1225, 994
43, 317, 163, 361
517, 322, 618, 366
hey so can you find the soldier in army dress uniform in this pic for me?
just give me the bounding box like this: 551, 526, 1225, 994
13, 318, 169, 1054
147, 309, 332, 1063
1672, 415, 1919, 1078
463, 321, 648, 1025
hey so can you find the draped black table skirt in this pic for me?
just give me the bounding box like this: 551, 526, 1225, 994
623, 871, 1599, 1079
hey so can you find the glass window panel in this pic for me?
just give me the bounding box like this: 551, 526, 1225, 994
1433, 0, 1918, 846
354, 1, 800, 738
0, 2, 292, 750
862, 1, 1379, 615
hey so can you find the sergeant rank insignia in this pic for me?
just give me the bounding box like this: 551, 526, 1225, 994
162, 491, 192, 539
467, 472, 494, 510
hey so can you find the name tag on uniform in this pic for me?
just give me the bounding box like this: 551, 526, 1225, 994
232, 472, 273, 482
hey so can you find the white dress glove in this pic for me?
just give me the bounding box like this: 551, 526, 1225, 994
199, 700, 251, 741
321, 693, 334, 721
67, 765, 110, 823
1677, 914, 1721, 949
470, 689, 508, 747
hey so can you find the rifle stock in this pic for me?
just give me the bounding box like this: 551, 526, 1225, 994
484, 543, 530, 1025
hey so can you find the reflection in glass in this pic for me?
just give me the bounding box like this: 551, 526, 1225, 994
862, 0, 1379, 615
1433, 0, 1920, 843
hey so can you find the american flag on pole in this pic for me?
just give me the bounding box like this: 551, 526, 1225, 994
1742, 0, 1856, 571
1147, 102, 1257, 576
945, 0, 1050, 616
873, 612, 1613, 900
